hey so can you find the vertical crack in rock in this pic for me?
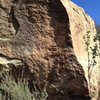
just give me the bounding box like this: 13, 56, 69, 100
9, 6, 20, 35
0, 2, 19, 40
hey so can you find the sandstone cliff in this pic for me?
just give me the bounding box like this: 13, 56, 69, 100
0, 0, 99, 100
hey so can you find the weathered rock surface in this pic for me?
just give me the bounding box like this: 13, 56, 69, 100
96, 25, 100, 100
0, 0, 99, 100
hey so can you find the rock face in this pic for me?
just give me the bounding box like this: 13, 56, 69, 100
0, 0, 98, 100
96, 25, 100, 100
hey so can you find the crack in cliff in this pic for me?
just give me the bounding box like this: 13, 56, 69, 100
0, 53, 21, 61
0, 5, 20, 40
9, 6, 20, 36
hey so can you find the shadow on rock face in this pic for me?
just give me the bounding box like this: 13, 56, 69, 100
48, 0, 72, 48
13, 0, 49, 4
47, 93, 91, 100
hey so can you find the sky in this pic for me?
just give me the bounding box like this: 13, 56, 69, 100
72, 0, 100, 25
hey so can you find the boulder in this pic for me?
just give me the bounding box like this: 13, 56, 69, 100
0, 0, 99, 99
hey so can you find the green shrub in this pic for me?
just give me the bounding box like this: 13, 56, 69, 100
84, 31, 100, 99
0, 71, 48, 100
